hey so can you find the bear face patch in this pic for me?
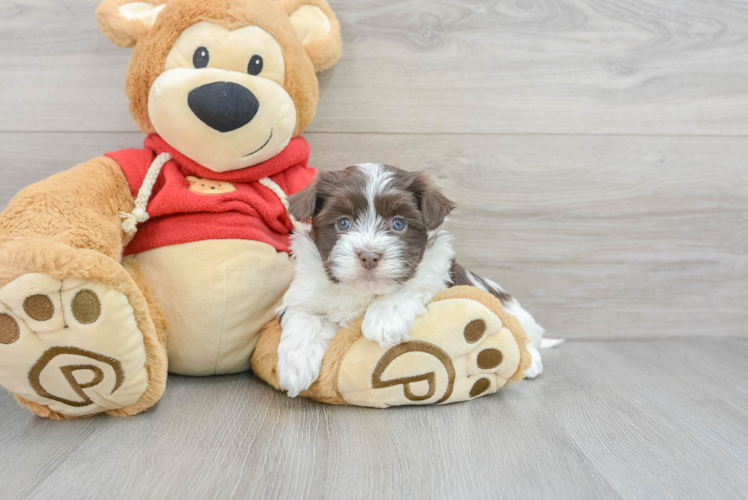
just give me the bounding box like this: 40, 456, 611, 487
186, 176, 236, 194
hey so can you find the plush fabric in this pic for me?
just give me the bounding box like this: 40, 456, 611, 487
105, 135, 315, 255
0, 238, 168, 418
1, 274, 150, 416
278, 0, 342, 72
0, 156, 134, 258
98, 0, 341, 137
96, 0, 168, 48
289, 6, 330, 45
151, 21, 298, 171
135, 239, 295, 375
252, 287, 531, 407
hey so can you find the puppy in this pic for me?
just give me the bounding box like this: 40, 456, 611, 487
277, 163, 549, 397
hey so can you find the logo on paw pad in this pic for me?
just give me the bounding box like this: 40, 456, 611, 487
370, 319, 504, 403
339, 300, 521, 407
372, 341, 456, 404
0, 275, 151, 415
28, 346, 125, 408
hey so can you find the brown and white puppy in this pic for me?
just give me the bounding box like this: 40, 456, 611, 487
276, 163, 549, 397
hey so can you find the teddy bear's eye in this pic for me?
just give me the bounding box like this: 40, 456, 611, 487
247, 55, 263, 76
193, 47, 209, 69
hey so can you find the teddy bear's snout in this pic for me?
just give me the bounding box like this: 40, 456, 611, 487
187, 81, 260, 133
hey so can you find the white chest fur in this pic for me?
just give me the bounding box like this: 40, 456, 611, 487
281, 226, 456, 328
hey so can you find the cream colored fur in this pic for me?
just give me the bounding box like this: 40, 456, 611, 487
151, 21, 296, 171
135, 240, 295, 376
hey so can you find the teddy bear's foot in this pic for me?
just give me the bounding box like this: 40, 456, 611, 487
0, 273, 153, 418
337, 297, 525, 407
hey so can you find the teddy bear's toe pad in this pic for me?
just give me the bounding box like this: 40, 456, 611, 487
0, 273, 149, 416
337, 298, 522, 407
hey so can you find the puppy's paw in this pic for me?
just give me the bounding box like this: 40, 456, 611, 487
362, 300, 417, 349
277, 340, 327, 398
277, 312, 337, 398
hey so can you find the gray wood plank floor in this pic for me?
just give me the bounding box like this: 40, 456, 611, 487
0, 0, 746, 499
1, 340, 747, 500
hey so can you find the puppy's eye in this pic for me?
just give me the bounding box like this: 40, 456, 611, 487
392, 218, 407, 231
247, 55, 263, 75
193, 47, 209, 68
336, 218, 351, 231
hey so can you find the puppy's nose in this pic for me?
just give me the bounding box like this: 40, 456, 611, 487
358, 251, 382, 270
188, 82, 259, 133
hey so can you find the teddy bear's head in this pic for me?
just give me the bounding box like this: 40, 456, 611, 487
96, 0, 341, 173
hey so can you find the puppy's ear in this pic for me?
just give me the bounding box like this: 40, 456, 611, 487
288, 178, 322, 222
410, 171, 456, 230
289, 171, 343, 221
96, 0, 167, 48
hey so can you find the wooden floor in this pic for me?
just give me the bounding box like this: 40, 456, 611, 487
1, 340, 747, 500
1, 1, 747, 499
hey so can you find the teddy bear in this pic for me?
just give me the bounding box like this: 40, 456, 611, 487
0, 0, 530, 419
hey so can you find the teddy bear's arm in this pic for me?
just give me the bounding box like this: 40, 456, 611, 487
0, 156, 134, 259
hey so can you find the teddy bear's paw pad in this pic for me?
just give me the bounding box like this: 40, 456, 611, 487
337, 298, 522, 407
0, 274, 149, 416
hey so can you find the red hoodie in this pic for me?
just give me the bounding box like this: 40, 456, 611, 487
105, 135, 315, 257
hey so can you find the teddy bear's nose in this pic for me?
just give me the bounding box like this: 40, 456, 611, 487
188, 82, 259, 133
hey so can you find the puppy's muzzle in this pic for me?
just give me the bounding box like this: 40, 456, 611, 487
358, 251, 382, 271
188, 82, 259, 133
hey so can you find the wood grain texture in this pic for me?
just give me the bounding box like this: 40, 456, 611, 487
1, 132, 745, 340
307, 133, 748, 340
538, 340, 748, 500
1, 0, 748, 134
1, 340, 747, 500
1, 1, 747, 498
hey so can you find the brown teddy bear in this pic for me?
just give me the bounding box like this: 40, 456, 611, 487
0, 0, 342, 418
0, 0, 529, 419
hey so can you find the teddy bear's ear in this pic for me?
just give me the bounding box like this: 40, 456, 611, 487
96, 0, 167, 48
278, 0, 342, 72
